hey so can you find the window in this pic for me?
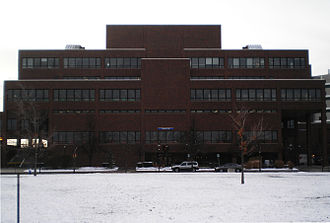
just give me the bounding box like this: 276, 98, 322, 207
145, 131, 184, 144
228, 57, 265, 68
21, 119, 29, 130
53, 89, 95, 102
7, 119, 17, 130
236, 89, 276, 101
7, 89, 49, 102
100, 89, 141, 101
100, 110, 140, 114
64, 58, 101, 69
145, 109, 185, 113
190, 57, 224, 68
190, 76, 224, 80
191, 89, 231, 101
99, 131, 140, 144
7, 139, 18, 146
197, 131, 232, 143
22, 57, 59, 69
281, 88, 321, 101
105, 58, 141, 68
269, 57, 305, 69
242, 130, 278, 143
54, 109, 95, 114
53, 132, 94, 144
104, 76, 140, 80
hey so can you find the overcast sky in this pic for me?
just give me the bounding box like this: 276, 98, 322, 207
0, 0, 330, 111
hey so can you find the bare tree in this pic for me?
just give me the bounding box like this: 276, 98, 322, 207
184, 119, 202, 169
8, 86, 52, 175
230, 107, 265, 184
80, 114, 98, 166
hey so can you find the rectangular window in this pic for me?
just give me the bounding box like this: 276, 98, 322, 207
228, 57, 265, 69
191, 58, 198, 68
190, 57, 224, 68
100, 89, 140, 101
7, 119, 17, 130
294, 89, 301, 101
64, 58, 101, 69
191, 89, 231, 101
7, 89, 49, 102
281, 88, 321, 101
198, 58, 206, 68
22, 57, 59, 69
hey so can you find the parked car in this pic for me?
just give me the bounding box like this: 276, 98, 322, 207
171, 161, 199, 172
136, 161, 154, 168
215, 163, 242, 172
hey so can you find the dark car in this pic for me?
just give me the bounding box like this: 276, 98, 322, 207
215, 163, 242, 172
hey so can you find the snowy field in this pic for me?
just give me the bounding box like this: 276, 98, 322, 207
1, 172, 330, 222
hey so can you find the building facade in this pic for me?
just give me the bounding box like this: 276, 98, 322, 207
1, 25, 328, 167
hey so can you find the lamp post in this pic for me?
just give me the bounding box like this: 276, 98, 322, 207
157, 144, 161, 171
73, 146, 77, 173
258, 145, 262, 172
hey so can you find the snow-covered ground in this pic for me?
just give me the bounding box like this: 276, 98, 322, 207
1, 172, 330, 222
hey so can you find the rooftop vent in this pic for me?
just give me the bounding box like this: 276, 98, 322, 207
242, 44, 263, 50
65, 44, 85, 50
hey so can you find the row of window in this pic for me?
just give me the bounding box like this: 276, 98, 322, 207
99, 131, 141, 144
99, 89, 141, 101
242, 131, 278, 143
53, 110, 95, 114
53, 109, 276, 114
281, 88, 321, 101
145, 109, 186, 113
7, 88, 322, 102
63, 76, 100, 80
191, 76, 266, 80
190, 57, 225, 68
236, 89, 277, 101
7, 119, 48, 131
191, 109, 277, 114
145, 131, 185, 144
191, 76, 225, 80
227, 76, 266, 79
53, 89, 95, 102
105, 58, 141, 68
63, 76, 141, 80
269, 57, 305, 69
99, 110, 140, 114
191, 109, 232, 113
228, 58, 265, 69
196, 131, 233, 143
22, 57, 307, 69
7, 89, 49, 102
6, 129, 279, 144
53, 132, 94, 144
64, 58, 101, 69
236, 109, 277, 114
22, 58, 59, 69
191, 89, 232, 101
104, 76, 141, 80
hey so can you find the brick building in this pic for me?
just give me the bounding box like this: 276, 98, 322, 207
1, 25, 328, 168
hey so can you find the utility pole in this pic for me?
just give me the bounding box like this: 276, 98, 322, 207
73, 146, 77, 173
17, 174, 20, 223
34, 144, 38, 176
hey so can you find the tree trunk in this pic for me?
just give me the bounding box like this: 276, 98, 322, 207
241, 147, 244, 184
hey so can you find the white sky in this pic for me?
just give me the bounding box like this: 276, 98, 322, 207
0, 0, 330, 111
